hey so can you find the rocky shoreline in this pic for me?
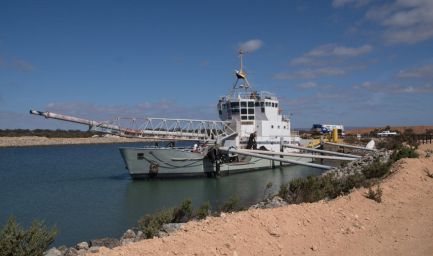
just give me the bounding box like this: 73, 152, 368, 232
44, 148, 395, 256
0, 136, 153, 148
44, 224, 186, 256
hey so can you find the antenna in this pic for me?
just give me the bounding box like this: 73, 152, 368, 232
235, 49, 249, 88
239, 49, 244, 72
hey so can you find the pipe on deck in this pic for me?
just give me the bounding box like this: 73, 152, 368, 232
219, 147, 333, 170
323, 142, 376, 151
282, 144, 362, 158
242, 149, 357, 161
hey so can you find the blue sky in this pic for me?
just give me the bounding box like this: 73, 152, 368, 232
1, 0, 432, 129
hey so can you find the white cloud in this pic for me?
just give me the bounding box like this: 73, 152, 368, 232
308, 44, 372, 57
297, 82, 317, 89
353, 81, 433, 94
296, 67, 346, 78
333, 0, 354, 8
274, 67, 346, 79
332, 0, 370, 8
238, 39, 263, 53
383, 26, 433, 44
353, 81, 372, 89
273, 72, 291, 80
0, 56, 34, 72
290, 43, 372, 66
364, 0, 433, 44
11, 58, 34, 72
397, 64, 433, 80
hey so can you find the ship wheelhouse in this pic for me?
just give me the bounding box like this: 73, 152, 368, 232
217, 50, 297, 151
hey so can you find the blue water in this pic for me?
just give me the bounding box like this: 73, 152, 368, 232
0, 143, 323, 246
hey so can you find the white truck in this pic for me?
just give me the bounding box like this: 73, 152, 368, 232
377, 130, 398, 137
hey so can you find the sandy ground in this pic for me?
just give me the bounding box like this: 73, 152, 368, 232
346, 125, 433, 135
0, 136, 151, 147
93, 143, 433, 256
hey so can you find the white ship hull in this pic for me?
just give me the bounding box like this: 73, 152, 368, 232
119, 147, 312, 179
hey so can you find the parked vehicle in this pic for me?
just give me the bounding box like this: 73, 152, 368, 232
377, 130, 398, 137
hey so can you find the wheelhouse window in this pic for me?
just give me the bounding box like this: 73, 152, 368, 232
231, 102, 239, 108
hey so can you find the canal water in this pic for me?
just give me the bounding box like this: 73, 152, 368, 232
0, 143, 324, 246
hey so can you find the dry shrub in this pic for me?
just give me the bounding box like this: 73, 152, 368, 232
365, 185, 383, 203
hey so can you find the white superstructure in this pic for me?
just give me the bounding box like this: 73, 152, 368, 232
218, 50, 300, 152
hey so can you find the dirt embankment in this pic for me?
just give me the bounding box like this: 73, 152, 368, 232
0, 136, 152, 147
346, 125, 433, 135
93, 144, 433, 256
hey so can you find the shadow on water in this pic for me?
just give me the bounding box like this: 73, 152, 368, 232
0, 143, 324, 246
108, 173, 132, 180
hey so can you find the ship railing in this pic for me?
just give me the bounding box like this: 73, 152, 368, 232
224, 91, 277, 101
108, 117, 236, 142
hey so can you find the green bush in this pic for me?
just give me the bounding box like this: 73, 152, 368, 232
283, 171, 368, 205
195, 201, 211, 220
391, 147, 419, 161
0, 216, 57, 256
340, 172, 367, 192
377, 136, 404, 150
137, 208, 174, 239
362, 160, 391, 179
278, 183, 289, 200
221, 196, 242, 213
172, 199, 193, 223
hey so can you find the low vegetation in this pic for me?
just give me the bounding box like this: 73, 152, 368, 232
278, 135, 419, 205
279, 171, 367, 204
138, 198, 244, 238
172, 199, 193, 223
138, 208, 175, 239
362, 160, 391, 179
0, 216, 57, 256
365, 185, 383, 203
195, 201, 211, 220
424, 168, 433, 179
0, 129, 98, 138
220, 196, 243, 213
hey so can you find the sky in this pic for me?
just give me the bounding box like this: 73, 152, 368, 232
1, 0, 433, 129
